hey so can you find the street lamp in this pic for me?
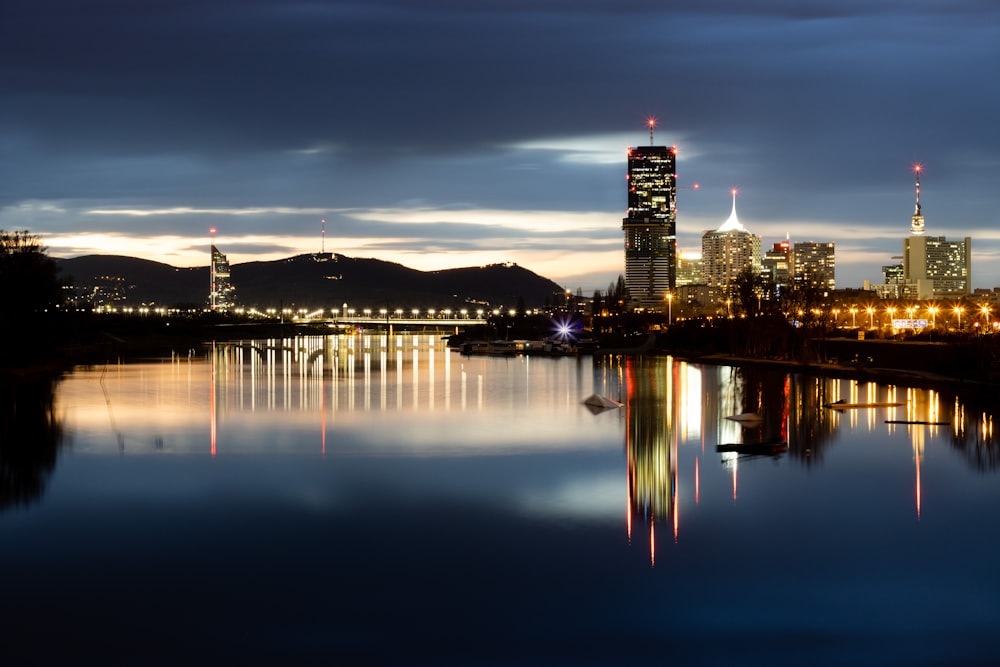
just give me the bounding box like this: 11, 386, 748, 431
866, 306, 874, 329
981, 304, 991, 329
666, 292, 673, 324
850, 307, 857, 328
954, 305, 964, 330
927, 306, 938, 328
886, 307, 896, 329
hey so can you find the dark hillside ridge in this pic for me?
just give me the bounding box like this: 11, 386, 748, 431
57, 253, 565, 309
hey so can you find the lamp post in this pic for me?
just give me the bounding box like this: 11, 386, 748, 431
850, 307, 857, 328
866, 306, 874, 329
886, 307, 896, 330
666, 292, 673, 325
981, 305, 991, 330
927, 306, 938, 328
954, 306, 964, 330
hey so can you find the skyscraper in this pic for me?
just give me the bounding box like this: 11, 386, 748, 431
210, 244, 235, 310
763, 240, 791, 291
900, 167, 971, 298
791, 242, 836, 292
701, 191, 761, 302
623, 143, 677, 310
904, 236, 971, 298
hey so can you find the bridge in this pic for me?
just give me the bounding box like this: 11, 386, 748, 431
296, 312, 488, 330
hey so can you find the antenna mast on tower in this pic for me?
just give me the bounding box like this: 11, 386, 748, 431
647, 117, 656, 145
321, 219, 326, 254
910, 164, 926, 235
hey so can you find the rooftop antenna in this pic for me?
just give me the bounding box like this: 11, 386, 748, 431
647, 117, 656, 145
910, 163, 926, 235
321, 218, 326, 254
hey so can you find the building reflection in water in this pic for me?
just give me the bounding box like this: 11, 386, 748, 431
597, 354, 1000, 565
47, 336, 1000, 528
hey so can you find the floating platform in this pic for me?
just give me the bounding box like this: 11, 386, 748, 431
825, 401, 904, 410
885, 420, 949, 426
715, 439, 788, 456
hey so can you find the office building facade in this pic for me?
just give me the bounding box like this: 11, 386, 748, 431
791, 242, 836, 292
210, 245, 235, 310
763, 240, 791, 291
701, 193, 761, 302
903, 236, 971, 299
623, 145, 677, 310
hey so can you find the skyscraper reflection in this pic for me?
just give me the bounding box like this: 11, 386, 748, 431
620, 355, 676, 563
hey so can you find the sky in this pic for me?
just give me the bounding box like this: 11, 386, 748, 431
2, 0, 998, 293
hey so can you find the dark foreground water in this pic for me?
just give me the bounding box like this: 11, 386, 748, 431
2, 334, 999, 665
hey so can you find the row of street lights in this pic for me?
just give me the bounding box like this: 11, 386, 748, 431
660, 296, 997, 331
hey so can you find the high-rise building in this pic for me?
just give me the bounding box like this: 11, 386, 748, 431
622, 144, 677, 310
675, 251, 703, 286
210, 244, 235, 310
900, 167, 971, 299
791, 242, 836, 292
763, 240, 791, 291
904, 236, 971, 298
883, 264, 904, 283
701, 191, 760, 302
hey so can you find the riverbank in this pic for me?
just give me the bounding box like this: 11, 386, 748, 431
675, 351, 975, 390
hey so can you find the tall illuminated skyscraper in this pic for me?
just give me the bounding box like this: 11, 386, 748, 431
900, 166, 971, 298
623, 130, 677, 310
210, 244, 235, 310
701, 191, 760, 302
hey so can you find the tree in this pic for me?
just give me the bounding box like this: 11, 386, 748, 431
727, 267, 778, 317
0, 230, 62, 316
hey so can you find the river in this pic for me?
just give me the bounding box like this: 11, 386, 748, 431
1, 333, 998, 665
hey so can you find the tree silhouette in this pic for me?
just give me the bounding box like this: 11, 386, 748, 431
0, 230, 64, 354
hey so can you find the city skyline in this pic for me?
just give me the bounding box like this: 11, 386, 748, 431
2, 1, 998, 293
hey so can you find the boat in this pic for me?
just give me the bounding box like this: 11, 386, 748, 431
715, 438, 788, 456
460, 341, 490, 355
725, 412, 763, 424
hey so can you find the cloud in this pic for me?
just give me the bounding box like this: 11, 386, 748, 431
1, 0, 998, 291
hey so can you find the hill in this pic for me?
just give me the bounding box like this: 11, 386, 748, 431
56, 253, 566, 310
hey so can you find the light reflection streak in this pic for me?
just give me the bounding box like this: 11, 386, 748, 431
694, 457, 699, 505
210, 343, 217, 457
58, 339, 1000, 539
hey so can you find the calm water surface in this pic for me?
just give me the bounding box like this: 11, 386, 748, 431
2, 334, 999, 665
